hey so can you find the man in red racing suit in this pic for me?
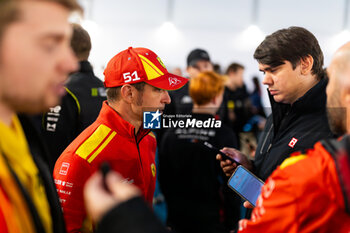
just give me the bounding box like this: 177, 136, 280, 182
54, 102, 157, 232
53, 47, 188, 233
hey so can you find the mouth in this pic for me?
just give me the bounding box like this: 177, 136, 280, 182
269, 90, 278, 95
54, 82, 66, 96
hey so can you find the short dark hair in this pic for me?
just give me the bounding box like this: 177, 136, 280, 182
187, 48, 211, 67
71, 23, 91, 61
106, 82, 145, 102
254, 26, 324, 80
226, 63, 244, 75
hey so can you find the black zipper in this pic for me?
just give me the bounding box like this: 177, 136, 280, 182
256, 124, 273, 178
134, 130, 144, 173
260, 124, 273, 155
134, 129, 151, 173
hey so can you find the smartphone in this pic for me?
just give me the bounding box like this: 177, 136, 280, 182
227, 165, 264, 207
203, 141, 241, 165
100, 162, 111, 192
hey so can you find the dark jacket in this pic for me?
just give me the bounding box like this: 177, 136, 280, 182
19, 115, 66, 233
158, 113, 240, 233
42, 61, 106, 167
219, 85, 252, 134
165, 82, 192, 115
254, 77, 334, 181
97, 197, 168, 233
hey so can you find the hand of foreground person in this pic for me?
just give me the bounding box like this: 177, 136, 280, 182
84, 171, 141, 222
216, 147, 253, 176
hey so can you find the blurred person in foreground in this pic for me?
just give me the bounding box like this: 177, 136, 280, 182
53, 47, 188, 232
82, 43, 350, 233
42, 23, 106, 168
85, 171, 167, 233
217, 27, 333, 185
0, 0, 79, 232
159, 71, 240, 233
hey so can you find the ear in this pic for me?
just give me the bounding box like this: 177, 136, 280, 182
120, 84, 133, 104
300, 55, 314, 75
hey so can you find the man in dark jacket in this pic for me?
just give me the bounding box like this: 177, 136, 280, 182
219, 63, 253, 150
236, 41, 350, 233
42, 24, 106, 167
220, 63, 251, 136
218, 27, 333, 183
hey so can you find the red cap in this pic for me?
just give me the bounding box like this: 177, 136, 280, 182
104, 47, 188, 90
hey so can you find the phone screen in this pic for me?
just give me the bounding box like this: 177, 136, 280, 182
227, 165, 264, 206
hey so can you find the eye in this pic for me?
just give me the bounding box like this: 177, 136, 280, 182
270, 66, 281, 74
41, 42, 57, 53
153, 87, 163, 92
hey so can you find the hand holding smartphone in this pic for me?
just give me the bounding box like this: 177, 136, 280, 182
227, 165, 264, 207
203, 141, 241, 165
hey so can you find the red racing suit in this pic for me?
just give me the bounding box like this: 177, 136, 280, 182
53, 101, 157, 233
239, 140, 350, 233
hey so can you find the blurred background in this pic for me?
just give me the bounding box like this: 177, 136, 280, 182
73, 0, 350, 107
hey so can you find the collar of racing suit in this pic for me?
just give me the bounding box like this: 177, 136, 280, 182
95, 101, 151, 142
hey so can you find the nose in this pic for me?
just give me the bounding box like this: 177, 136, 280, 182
59, 46, 79, 75
262, 73, 273, 86
162, 91, 171, 104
